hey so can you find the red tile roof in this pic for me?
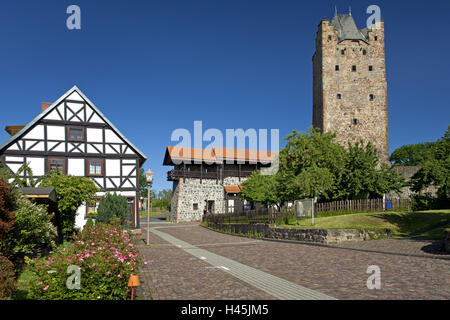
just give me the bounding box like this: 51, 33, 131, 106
163, 146, 276, 165
224, 185, 243, 193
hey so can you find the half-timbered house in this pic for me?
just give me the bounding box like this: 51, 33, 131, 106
0, 86, 146, 229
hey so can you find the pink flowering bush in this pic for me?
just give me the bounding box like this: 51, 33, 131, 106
26, 224, 140, 300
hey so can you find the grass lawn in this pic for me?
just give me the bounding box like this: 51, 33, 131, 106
139, 211, 167, 217
278, 209, 450, 239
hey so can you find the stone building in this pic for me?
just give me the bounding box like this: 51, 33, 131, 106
388, 166, 438, 199
312, 10, 389, 163
163, 146, 275, 222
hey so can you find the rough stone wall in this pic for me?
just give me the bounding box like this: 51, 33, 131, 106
170, 176, 247, 222
208, 223, 391, 244
313, 19, 389, 163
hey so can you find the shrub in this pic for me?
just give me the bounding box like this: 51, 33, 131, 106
85, 217, 95, 229
1, 198, 57, 269
0, 177, 17, 241
96, 193, 129, 225
411, 193, 449, 211
0, 255, 16, 299
26, 223, 140, 300
40, 172, 99, 240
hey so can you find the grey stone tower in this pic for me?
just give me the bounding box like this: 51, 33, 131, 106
312, 11, 389, 163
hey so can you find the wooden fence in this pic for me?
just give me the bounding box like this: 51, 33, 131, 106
203, 198, 411, 225
314, 198, 410, 213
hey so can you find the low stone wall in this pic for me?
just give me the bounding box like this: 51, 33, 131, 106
445, 230, 450, 253
208, 223, 391, 244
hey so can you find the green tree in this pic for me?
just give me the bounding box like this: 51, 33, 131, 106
241, 128, 345, 205
241, 128, 405, 206
1, 198, 57, 268
240, 171, 280, 206
40, 171, 99, 239
411, 126, 450, 200
338, 141, 404, 199
390, 142, 434, 167
96, 192, 129, 225
276, 128, 345, 201
151, 189, 172, 211
138, 168, 149, 199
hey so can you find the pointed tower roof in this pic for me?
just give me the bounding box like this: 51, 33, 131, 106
331, 11, 368, 43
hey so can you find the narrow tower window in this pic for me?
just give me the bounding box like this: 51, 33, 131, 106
352, 65, 357, 72
369, 65, 373, 71
341, 49, 345, 56
335, 65, 340, 71
369, 94, 375, 101
374, 36, 378, 41
363, 49, 367, 55
337, 94, 342, 100
352, 119, 359, 125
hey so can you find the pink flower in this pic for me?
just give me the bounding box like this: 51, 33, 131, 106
43, 285, 49, 291
37, 281, 43, 285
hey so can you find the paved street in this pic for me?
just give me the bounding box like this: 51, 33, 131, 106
137, 223, 450, 300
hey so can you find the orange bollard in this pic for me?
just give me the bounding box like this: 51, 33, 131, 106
128, 274, 140, 300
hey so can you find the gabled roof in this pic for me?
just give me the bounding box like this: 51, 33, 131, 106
163, 146, 276, 165
331, 13, 369, 44
0, 86, 147, 163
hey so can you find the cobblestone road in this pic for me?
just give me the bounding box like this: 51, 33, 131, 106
137, 224, 275, 300
138, 223, 450, 300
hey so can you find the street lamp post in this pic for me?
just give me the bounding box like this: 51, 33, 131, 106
145, 169, 154, 245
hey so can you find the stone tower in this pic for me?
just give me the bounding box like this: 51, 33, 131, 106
312, 10, 389, 163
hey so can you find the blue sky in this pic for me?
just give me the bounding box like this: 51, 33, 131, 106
0, 0, 449, 191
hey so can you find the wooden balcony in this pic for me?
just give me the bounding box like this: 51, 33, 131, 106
167, 169, 254, 181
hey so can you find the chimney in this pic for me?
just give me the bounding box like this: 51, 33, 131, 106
5, 126, 25, 136
42, 102, 52, 112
